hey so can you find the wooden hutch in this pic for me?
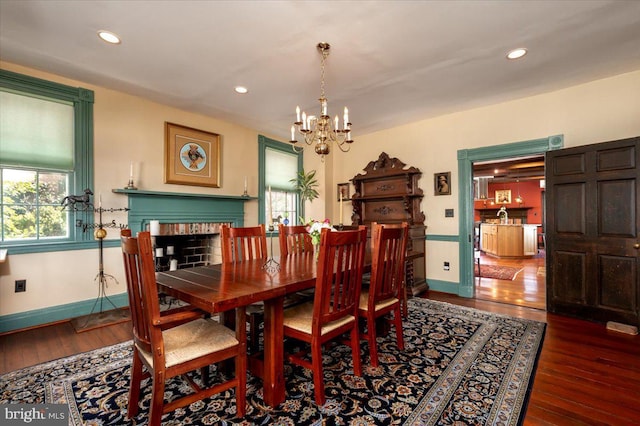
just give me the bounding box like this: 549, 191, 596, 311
350, 152, 427, 295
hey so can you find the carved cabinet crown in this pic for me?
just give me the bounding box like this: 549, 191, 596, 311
350, 152, 425, 225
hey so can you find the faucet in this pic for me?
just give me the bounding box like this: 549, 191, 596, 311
497, 206, 508, 223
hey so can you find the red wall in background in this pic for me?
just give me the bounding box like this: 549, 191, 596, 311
474, 180, 544, 227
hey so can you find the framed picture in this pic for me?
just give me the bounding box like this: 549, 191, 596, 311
434, 172, 451, 196
495, 189, 511, 204
337, 182, 350, 201
165, 122, 221, 187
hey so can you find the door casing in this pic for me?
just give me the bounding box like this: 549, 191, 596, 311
456, 135, 564, 297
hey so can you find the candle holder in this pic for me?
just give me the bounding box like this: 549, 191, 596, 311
262, 224, 280, 274
125, 177, 137, 190
241, 188, 250, 197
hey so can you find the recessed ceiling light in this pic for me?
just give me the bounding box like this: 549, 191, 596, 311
97, 30, 121, 44
234, 86, 248, 94
506, 48, 527, 60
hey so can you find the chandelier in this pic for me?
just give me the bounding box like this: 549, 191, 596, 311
290, 42, 353, 158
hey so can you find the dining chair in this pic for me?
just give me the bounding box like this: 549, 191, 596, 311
220, 224, 268, 352
278, 223, 317, 301
283, 226, 367, 405
278, 223, 313, 256
358, 222, 408, 367
121, 230, 246, 425
220, 224, 268, 263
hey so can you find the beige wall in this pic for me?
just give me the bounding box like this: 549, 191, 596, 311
1, 60, 639, 319
0, 61, 274, 316
331, 69, 640, 287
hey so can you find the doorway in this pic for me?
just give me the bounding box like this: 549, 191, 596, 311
456, 135, 564, 303
473, 157, 546, 309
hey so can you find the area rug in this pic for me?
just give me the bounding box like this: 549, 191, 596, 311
0, 298, 545, 425
478, 264, 524, 280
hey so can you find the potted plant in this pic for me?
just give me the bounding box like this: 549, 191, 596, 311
290, 169, 319, 222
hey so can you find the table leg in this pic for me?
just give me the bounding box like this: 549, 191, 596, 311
262, 295, 285, 406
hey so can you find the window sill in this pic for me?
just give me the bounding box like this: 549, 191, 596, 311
2, 239, 120, 255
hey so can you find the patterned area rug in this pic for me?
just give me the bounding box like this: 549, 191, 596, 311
478, 264, 524, 280
0, 299, 545, 425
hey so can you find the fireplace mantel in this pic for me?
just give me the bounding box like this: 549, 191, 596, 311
113, 189, 256, 234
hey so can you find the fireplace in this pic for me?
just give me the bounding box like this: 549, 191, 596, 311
114, 188, 252, 269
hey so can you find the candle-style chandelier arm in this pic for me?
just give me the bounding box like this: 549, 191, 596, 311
289, 42, 354, 159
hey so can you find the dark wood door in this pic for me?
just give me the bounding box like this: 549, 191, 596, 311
547, 137, 640, 326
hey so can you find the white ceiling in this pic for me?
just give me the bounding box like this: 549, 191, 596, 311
1, 1, 640, 142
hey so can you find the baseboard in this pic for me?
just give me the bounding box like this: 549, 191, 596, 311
0, 292, 129, 334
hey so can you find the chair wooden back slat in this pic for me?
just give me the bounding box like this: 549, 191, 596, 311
278, 224, 313, 256
221, 224, 268, 263
313, 226, 367, 333
368, 222, 409, 310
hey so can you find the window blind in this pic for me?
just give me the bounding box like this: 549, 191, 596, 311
265, 147, 297, 190
0, 90, 74, 170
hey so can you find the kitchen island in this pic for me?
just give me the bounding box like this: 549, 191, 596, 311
480, 223, 539, 258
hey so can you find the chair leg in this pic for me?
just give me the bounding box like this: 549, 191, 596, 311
311, 340, 325, 406
393, 306, 404, 351
149, 370, 166, 426
366, 315, 379, 367
350, 324, 362, 376
127, 351, 143, 418
236, 352, 246, 417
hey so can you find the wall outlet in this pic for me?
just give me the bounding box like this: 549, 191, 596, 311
443, 262, 450, 271
15, 279, 26, 292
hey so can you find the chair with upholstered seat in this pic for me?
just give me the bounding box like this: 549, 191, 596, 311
283, 226, 367, 405
121, 230, 246, 425
358, 222, 408, 367
220, 224, 268, 352
278, 224, 314, 256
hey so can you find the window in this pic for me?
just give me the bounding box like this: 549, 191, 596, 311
0, 69, 94, 253
258, 135, 303, 228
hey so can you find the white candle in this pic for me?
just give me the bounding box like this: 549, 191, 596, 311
155, 247, 163, 258
244, 176, 248, 193
291, 125, 295, 141
296, 106, 300, 122
343, 107, 349, 128
99, 193, 102, 209
334, 115, 339, 131
339, 191, 343, 224
129, 162, 133, 180
150, 220, 160, 236
166, 245, 174, 255
301, 112, 307, 130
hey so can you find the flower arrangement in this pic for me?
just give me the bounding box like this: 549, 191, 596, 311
306, 218, 332, 246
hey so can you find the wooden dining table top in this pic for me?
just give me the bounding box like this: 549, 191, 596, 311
155, 253, 320, 313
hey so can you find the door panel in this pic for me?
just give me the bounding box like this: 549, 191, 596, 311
547, 136, 639, 326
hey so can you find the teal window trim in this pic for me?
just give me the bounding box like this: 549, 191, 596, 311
456, 134, 563, 298
0, 69, 94, 254
258, 135, 303, 228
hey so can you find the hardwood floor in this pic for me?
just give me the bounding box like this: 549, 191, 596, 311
2, 290, 639, 424
475, 250, 546, 311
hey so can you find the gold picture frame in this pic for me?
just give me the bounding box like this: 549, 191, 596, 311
164, 122, 221, 187
495, 189, 511, 204
337, 182, 350, 201
434, 172, 451, 196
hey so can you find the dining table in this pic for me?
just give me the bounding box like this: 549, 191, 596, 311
155, 253, 319, 407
